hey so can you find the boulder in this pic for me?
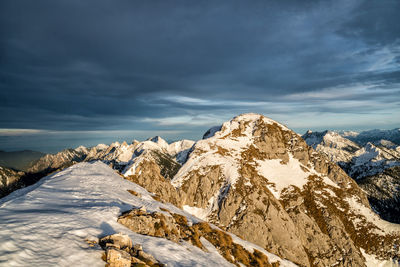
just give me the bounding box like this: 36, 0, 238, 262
100, 233, 132, 250
106, 248, 131, 267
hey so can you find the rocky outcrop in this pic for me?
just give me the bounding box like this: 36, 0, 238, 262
124, 153, 181, 207
117, 207, 279, 267
171, 113, 400, 267
99, 233, 163, 267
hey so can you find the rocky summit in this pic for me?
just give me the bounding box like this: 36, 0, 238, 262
0, 113, 399, 267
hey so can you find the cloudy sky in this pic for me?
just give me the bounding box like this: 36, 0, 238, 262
1, 0, 399, 152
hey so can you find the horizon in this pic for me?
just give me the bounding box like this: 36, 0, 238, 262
1, 1, 399, 153
1, 116, 399, 154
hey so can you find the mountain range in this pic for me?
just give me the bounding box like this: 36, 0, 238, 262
0, 114, 399, 267
302, 130, 400, 223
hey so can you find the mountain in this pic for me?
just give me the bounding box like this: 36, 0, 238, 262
163, 113, 400, 266
0, 161, 295, 267
340, 128, 400, 146
0, 137, 195, 199
0, 150, 45, 171
1, 113, 399, 266
302, 130, 361, 164
303, 130, 400, 224
0, 166, 25, 197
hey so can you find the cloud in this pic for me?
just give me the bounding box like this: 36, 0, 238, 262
0, 0, 399, 151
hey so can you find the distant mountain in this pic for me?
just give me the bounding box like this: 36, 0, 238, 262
0, 166, 25, 197
0, 138, 195, 199
303, 130, 400, 223
340, 128, 400, 146
0, 150, 45, 171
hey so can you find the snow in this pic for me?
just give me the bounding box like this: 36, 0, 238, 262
361, 249, 399, 267
346, 196, 400, 234
303, 130, 360, 163
256, 154, 311, 199
0, 161, 290, 267
94, 143, 108, 150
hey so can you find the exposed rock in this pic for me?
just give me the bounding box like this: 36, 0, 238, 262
105, 248, 131, 267
124, 156, 181, 207
99, 233, 163, 267
117, 209, 181, 242
137, 250, 158, 265
100, 233, 132, 251
117, 207, 278, 267
171, 113, 400, 266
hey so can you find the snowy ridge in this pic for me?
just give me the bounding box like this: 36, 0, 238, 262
0, 161, 294, 267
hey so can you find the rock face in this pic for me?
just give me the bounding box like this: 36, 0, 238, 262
303, 130, 400, 223
117, 207, 280, 267
99, 233, 162, 267
169, 113, 400, 267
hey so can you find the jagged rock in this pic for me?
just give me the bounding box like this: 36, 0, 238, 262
133, 244, 143, 252
117, 208, 276, 267
105, 248, 131, 267
124, 157, 181, 207
117, 209, 181, 242
130, 256, 147, 265
100, 233, 133, 251
137, 250, 158, 265
99, 232, 163, 267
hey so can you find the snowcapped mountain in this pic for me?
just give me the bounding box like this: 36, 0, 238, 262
340, 128, 400, 146
165, 113, 400, 266
0, 161, 295, 267
302, 130, 361, 164
303, 130, 400, 224
0, 137, 195, 199
0, 150, 44, 171
1, 113, 399, 266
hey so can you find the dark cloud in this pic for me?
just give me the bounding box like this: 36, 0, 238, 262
0, 0, 399, 151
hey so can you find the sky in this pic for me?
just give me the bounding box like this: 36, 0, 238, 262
1, 0, 399, 153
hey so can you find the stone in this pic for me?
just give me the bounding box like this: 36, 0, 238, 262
106, 248, 131, 267
133, 244, 143, 252
137, 250, 158, 265
100, 233, 133, 250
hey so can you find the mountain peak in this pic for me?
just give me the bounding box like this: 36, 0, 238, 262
203, 113, 290, 140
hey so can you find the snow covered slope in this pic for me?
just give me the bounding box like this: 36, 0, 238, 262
0, 161, 293, 267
